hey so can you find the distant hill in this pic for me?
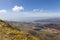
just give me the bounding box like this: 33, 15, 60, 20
34, 18, 60, 24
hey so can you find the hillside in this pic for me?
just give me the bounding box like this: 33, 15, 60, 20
7, 21, 60, 40
0, 20, 40, 40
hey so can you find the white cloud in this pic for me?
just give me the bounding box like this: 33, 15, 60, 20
12, 5, 24, 12
33, 9, 40, 12
0, 10, 7, 13
33, 8, 48, 13
0, 10, 60, 21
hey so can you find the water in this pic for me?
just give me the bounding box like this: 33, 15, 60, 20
34, 26, 44, 31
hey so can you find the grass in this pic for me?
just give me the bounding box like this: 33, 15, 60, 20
0, 20, 40, 40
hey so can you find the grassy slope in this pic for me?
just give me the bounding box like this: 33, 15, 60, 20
0, 20, 40, 40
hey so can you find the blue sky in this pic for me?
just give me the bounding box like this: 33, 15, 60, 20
0, 0, 60, 12
0, 0, 60, 21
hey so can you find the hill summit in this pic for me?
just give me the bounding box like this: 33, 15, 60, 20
0, 20, 40, 40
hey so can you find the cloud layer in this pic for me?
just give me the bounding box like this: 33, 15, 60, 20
0, 10, 7, 13
12, 5, 24, 12
0, 5, 59, 21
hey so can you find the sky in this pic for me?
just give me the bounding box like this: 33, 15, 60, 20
0, 0, 60, 21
